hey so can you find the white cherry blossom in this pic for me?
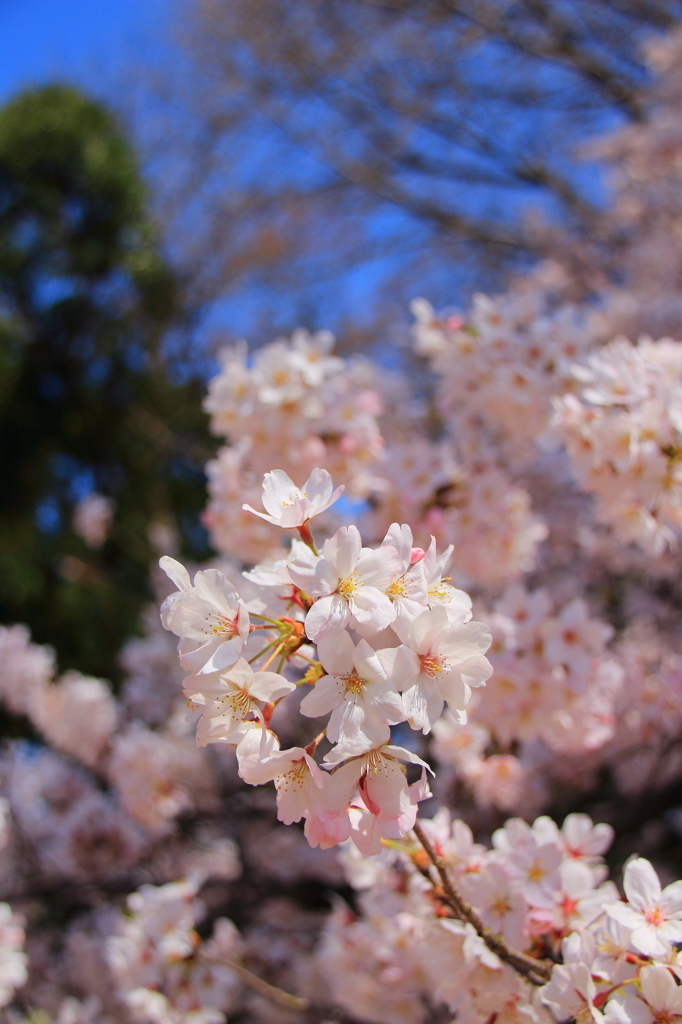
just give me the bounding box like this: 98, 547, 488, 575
421, 536, 473, 622
289, 525, 403, 641
542, 931, 604, 1023
161, 561, 250, 675
604, 857, 682, 956
183, 658, 295, 747
458, 862, 527, 948
299, 630, 405, 750
242, 467, 343, 527
323, 743, 432, 854
384, 605, 492, 733
380, 523, 429, 626
238, 736, 356, 846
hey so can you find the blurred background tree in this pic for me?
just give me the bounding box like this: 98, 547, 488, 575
141, 0, 682, 343
0, 85, 214, 684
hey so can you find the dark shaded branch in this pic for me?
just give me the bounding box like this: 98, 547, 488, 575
413, 821, 553, 986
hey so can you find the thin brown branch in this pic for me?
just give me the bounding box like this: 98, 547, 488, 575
223, 960, 311, 1012
413, 821, 553, 987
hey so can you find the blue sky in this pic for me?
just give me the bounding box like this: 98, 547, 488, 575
0, 0, 169, 102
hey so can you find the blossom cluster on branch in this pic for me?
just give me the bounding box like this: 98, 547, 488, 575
3, 24, 682, 1024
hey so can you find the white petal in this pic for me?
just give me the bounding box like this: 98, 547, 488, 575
382, 523, 413, 570
327, 698, 368, 745
261, 469, 297, 518
402, 681, 444, 734
300, 675, 343, 719
194, 568, 240, 613
383, 744, 434, 774
159, 556, 191, 592
356, 546, 404, 590
350, 588, 396, 635
377, 645, 420, 691
302, 467, 332, 506
317, 630, 355, 676
242, 503, 279, 525
624, 858, 661, 911
437, 621, 492, 663
323, 525, 362, 580
248, 670, 296, 702
305, 594, 351, 641
630, 923, 669, 957
353, 639, 388, 683
662, 879, 682, 917
438, 674, 471, 715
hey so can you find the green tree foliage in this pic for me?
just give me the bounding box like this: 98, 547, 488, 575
0, 85, 213, 683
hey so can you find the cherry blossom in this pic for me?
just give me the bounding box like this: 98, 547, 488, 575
604, 858, 682, 956
182, 657, 295, 747
387, 605, 492, 733
242, 467, 344, 527
160, 560, 250, 674
604, 964, 682, 1023
299, 630, 405, 749
288, 524, 403, 640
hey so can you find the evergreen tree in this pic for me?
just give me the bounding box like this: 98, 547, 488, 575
0, 85, 213, 683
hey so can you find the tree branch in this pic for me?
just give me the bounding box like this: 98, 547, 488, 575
413, 821, 553, 987
222, 961, 311, 1012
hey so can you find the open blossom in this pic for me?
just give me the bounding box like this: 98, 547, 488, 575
540, 599, 614, 676
504, 834, 563, 905
458, 862, 527, 948
542, 932, 603, 1023
323, 743, 432, 854
160, 558, 250, 675
421, 537, 473, 622
289, 524, 403, 641
299, 630, 405, 750
385, 605, 492, 733
605, 964, 682, 1023
535, 813, 614, 879
237, 732, 355, 847
604, 857, 682, 956
239, 739, 325, 822
242, 467, 343, 527
183, 657, 295, 747
552, 860, 618, 934
380, 523, 429, 625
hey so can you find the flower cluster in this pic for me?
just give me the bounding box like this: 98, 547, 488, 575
553, 336, 682, 554
4, 25, 682, 1024
107, 878, 243, 1024
203, 331, 386, 564
161, 467, 492, 855
318, 810, 682, 1024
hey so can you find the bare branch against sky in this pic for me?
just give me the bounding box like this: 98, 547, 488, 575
137, 0, 682, 343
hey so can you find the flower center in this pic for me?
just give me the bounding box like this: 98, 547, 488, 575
428, 579, 452, 602
527, 859, 546, 883
421, 654, 446, 677
221, 688, 251, 717
343, 670, 367, 696
386, 577, 407, 599
560, 896, 577, 918
207, 612, 240, 638
338, 572, 360, 598
491, 897, 510, 916
281, 491, 308, 507
645, 905, 666, 926
364, 749, 390, 774
278, 760, 308, 792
